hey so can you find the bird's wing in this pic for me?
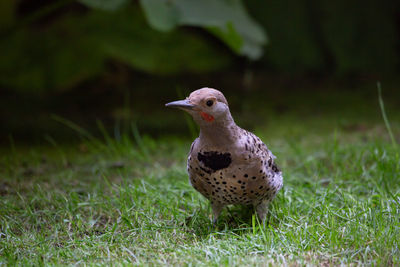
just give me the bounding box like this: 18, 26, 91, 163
187, 137, 199, 161
238, 129, 281, 174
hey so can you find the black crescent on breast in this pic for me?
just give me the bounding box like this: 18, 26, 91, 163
197, 151, 232, 172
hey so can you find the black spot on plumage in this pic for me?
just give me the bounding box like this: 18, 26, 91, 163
222, 181, 227, 184
271, 162, 280, 172
199, 166, 211, 174
197, 151, 232, 172
252, 176, 256, 179
244, 174, 248, 178
233, 175, 236, 178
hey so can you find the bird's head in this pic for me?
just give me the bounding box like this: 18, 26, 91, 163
166, 87, 231, 126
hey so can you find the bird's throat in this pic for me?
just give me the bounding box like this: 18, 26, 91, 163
199, 118, 237, 146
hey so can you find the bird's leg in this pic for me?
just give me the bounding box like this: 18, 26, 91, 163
211, 202, 224, 225
255, 199, 270, 226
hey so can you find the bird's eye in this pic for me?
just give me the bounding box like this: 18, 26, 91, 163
206, 100, 214, 107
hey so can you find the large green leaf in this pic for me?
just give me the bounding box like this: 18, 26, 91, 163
137, 0, 179, 31
140, 0, 267, 60
0, 6, 232, 92
87, 8, 232, 74
78, 0, 129, 11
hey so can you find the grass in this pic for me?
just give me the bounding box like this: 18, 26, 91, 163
1, 90, 400, 266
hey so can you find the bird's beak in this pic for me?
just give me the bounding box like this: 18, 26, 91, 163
165, 99, 195, 110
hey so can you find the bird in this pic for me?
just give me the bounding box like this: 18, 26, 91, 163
166, 87, 283, 224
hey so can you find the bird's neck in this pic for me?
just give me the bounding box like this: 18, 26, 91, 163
198, 114, 238, 147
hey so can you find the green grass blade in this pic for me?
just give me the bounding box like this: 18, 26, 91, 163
377, 82, 398, 150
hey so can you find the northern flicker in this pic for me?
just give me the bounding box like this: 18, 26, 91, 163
166, 88, 283, 224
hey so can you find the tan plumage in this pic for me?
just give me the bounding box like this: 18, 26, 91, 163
166, 88, 283, 223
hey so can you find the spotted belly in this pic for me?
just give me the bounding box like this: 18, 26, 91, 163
187, 157, 281, 205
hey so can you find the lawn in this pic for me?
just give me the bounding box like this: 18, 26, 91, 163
1, 88, 400, 266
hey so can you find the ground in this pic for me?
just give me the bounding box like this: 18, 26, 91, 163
1, 86, 399, 266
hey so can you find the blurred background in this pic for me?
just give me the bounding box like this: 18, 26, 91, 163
1, 0, 399, 143
2, 2, 400, 263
